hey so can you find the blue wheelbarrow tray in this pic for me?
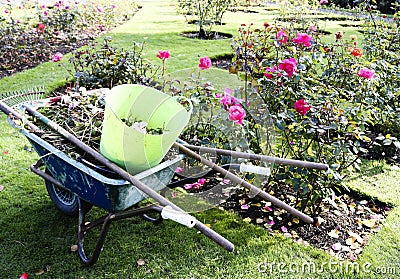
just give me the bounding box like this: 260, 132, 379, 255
21, 125, 183, 213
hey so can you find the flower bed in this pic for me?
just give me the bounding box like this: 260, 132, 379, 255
0, 0, 139, 78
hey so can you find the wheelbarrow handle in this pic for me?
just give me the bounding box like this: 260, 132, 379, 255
180, 143, 329, 171
174, 142, 315, 224
195, 222, 234, 252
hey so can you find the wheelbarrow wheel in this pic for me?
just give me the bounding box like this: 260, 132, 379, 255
44, 169, 92, 217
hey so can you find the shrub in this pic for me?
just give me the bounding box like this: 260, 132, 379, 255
68, 37, 157, 89
175, 0, 233, 38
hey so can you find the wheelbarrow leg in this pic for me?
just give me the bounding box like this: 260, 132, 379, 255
77, 202, 164, 266
77, 199, 112, 266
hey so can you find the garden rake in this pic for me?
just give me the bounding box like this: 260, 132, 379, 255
0, 86, 46, 107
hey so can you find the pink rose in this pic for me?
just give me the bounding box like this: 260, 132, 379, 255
293, 33, 312, 47
294, 99, 311, 115
52, 52, 63, 62
157, 50, 171, 60
277, 30, 288, 44
219, 93, 232, 106
357, 67, 375, 79
37, 23, 45, 32
264, 66, 278, 79
228, 105, 246, 125
217, 87, 243, 108
278, 58, 297, 77
198, 56, 212, 70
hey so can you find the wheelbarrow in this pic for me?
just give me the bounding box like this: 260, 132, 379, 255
0, 88, 328, 266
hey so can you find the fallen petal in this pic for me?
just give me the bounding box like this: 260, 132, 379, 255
241, 204, 250, 210
20, 274, 29, 279
332, 242, 342, 251
281, 226, 288, 233
263, 206, 273, 212
267, 220, 275, 226
175, 167, 183, 173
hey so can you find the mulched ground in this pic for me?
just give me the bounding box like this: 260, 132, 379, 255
178, 171, 390, 261
221, 187, 389, 261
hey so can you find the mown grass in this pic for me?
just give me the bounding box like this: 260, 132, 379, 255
0, 1, 399, 278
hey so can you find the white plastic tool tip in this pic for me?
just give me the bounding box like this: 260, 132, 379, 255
161, 206, 197, 228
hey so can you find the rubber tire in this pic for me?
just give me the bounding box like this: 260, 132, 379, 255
45, 169, 92, 217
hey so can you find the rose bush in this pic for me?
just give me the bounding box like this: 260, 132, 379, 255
227, 6, 400, 213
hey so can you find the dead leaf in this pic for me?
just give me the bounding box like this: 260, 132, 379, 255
315, 217, 325, 227
71, 244, 78, 252
292, 218, 300, 224
243, 217, 252, 223
345, 237, 355, 246
361, 219, 378, 228
348, 231, 363, 243
256, 218, 263, 224
371, 206, 380, 213
137, 259, 146, 266
328, 229, 340, 238
35, 269, 44, 275
333, 210, 342, 216
341, 245, 351, 252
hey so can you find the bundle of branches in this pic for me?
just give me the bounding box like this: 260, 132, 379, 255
33, 88, 108, 161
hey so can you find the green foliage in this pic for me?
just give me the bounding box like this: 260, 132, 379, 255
330, 0, 400, 14
69, 37, 157, 89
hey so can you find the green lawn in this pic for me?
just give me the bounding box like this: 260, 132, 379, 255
0, 1, 399, 278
